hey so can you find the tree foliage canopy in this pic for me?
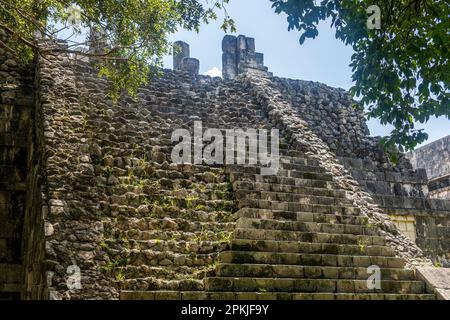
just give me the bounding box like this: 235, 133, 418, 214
0, 0, 235, 99
2, 0, 448, 151
270, 0, 449, 151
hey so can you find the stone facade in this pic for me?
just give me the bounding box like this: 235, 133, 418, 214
407, 136, 450, 200
1, 35, 449, 300
173, 41, 199, 75
222, 35, 269, 80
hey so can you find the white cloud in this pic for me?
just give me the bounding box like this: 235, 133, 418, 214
203, 67, 222, 78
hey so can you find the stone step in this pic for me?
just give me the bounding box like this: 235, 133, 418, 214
227, 163, 326, 175
236, 217, 377, 236
239, 199, 361, 215
151, 164, 229, 177
115, 170, 228, 185
100, 204, 181, 219
106, 239, 228, 254
281, 162, 326, 173
282, 150, 308, 158
232, 174, 342, 190
233, 181, 347, 198
233, 228, 386, 245
216, 264, 413, 280
230, 171, 333, 184
117, 264, 211, 279
234, 208, 369, 225
153, 143, 294, 161
279, 155, 320, 166
120, 290, 435, 300
235, 189, 353, 206
164, 198, 235, 211
230, 173, 332, 189
119, 277, 204, 291
158, 131, 289, 146
218, 251, 405, 268
205, 277, 425, 294
118, 229, 233, 242
110, 208, 234, 223
126, 250, 218, 268
106, 198, 235, 214
235, 169, 332, 181
229, 239, 395, 257
105, 218, 235, 233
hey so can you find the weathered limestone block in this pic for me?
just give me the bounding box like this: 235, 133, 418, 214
222, 35, 237, 54
222, 34, 268, 80
416, 268, 450, 300
173, 41, 199, 75
407, 135, 450, 200
173, 41, 190, 70
3, 35, 449, 302
179, 57, 199, 75
255, 52, 264, 66
222, 35, 238, 80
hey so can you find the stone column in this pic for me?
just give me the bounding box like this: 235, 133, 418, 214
173, 41, 190, 70
222, 35, 269, 80
179, 58, 200, 75
222, 35, 237, 80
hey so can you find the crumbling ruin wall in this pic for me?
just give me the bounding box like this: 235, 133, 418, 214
272, 77, 372, 158
266, 76, 449, 265
27, 44, 280, 299
2, 35, 449, 300
407, 136, 450, 200
222, 35, 269, 80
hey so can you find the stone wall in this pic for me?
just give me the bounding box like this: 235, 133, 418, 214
408, 135, 450, 181
173, 41, 199, 75
415, 213, 450, 267
222, 35, 269, 80
28, 44, 280, 299
336, 136, 450, 267
2, 35, 450, 299
407, 135, 450, 200
21, 51, 55, 299
272, 77, 374, 158
248, 44, 449, 266
0, 32, 36, 299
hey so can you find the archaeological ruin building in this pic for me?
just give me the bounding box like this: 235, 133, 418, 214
1, 34, 449, 300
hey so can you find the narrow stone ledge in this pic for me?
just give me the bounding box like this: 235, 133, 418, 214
416, 267, 450, 300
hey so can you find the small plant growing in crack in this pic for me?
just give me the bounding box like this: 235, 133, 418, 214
357, 238, 369, 253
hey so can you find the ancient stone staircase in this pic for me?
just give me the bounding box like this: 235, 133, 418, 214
102, 160, 236, 292
116, 72, 436, 300
19, 50, 440, 299
0, 37, 447, 300
120, 144, 435, 300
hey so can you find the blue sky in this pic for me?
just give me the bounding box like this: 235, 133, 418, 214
162, 0, 449, 148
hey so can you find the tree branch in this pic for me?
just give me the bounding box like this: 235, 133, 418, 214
0, 22, 39, 51
0, 0, 50, 37
0, 39, 17, 57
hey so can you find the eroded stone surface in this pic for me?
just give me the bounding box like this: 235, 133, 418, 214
417, 267, 450, 299
1, 34, 449, 300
